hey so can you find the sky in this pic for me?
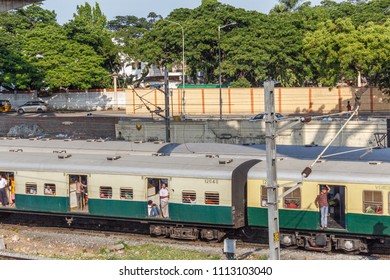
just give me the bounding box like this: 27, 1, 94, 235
40, 0, 340, 25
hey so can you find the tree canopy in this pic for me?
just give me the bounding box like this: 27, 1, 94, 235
0, 0, 389, 92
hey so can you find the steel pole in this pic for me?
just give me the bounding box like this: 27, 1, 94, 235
217, 22, 236, 120
162, 19, 185, 117
164, 67, 170, 142
181, 26, 185, 117
264, 80, 280, 260
218, 26, 222, 120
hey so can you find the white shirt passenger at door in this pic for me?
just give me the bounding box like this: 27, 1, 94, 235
159, 187, 169, 200
0, 177, 7, 189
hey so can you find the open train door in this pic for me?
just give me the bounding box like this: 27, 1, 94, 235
68, 174, 89, 213
146, 178, 169, 218
328, 185, 346, 229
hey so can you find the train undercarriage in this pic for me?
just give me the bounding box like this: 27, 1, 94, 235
2, 210, 389, 255
280, 231, 372, 254
149, 224, 227, 241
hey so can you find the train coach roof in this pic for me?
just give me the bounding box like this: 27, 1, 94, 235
0, 138, 168, 155
252, 144, 390, 162
161, 143, 390, 163
0, 151, 252, 179
161, 143, 263, 158
1, 138, 389, 163
248, 157, 390, 185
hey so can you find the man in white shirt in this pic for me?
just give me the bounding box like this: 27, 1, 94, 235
159, 183, 169, 218
0, 174, 8, 206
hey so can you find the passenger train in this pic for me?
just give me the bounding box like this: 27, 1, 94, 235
0, 138, 390, 254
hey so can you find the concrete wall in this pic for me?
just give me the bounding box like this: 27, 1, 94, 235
125, 87, 390, 116
0, 115, 118, 139
0, 89, 127, 111
116, 118, 388, 147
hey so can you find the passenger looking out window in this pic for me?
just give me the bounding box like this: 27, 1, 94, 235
363, 190, 382, 215
182, 191, 196, 204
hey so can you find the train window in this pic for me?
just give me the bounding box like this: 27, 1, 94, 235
120, 188, 133, 200
44, 184, 56, 195
100, 186, 112, 199
182, 191, 196, 203
389, 193, 390, 215
261, 185, 267, 207
363, 191, 382, 214
205, 192, 219, 205
25, 183, 37, 195
283, 187, 301, 209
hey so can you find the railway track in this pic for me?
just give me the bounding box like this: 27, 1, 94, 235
0, 220, 382, 260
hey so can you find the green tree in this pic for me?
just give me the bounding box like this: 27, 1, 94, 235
64, 2, 119, 72
0, 3, 58, 90
108, 13, 159, 84
303, 18, 390, 88
23, 25, 110, 90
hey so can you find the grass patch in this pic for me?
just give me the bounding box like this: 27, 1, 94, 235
49, 243, 221, 260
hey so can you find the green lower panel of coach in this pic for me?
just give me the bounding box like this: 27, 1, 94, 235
346, 213, 390, 236
247, 207, 319, 230
15, 194, 68, 213
169, 203, 233, 225
88, 199, 146, 218
89, 200, 233, 225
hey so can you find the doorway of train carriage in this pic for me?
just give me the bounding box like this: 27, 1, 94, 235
146, 178, 169, 218
319, 184, 346, 229
0, 171, 15, 207
68, 174, 89, 213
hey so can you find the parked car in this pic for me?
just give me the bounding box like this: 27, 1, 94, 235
17, 101, 48, 114
0, 100, 11, 113
249, 112, 285, 121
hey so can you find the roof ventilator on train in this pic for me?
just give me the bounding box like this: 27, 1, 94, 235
107, 155, 121, 160
206, 154, 219, 158
9, 149, 23, 152
368, 161, 382, 165
219, 159, 233, 165
57, 151, 72, 159
53, 150, 67, 154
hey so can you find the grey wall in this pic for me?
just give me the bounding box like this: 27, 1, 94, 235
0, 90, 126, 111
116, 118, 388, 147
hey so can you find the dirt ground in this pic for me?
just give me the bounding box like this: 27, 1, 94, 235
0, 224, 373, 260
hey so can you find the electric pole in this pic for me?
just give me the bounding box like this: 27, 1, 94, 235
164, 67, 170, 142
264, 80, 280, 260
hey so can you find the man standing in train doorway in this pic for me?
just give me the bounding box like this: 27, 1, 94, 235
315, 185, 330, 230
0, 174, 8, 207
159, 183, 169, 218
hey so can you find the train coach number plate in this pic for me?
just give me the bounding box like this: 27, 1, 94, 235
205, 179, 218, 184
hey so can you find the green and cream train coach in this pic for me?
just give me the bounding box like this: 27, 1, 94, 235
0, 150, 258, 241
247, 157, 390, 253
1, 139, 390, 254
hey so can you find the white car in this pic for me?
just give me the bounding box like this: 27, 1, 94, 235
249, 112, 285, 121
17, 101, 48, 114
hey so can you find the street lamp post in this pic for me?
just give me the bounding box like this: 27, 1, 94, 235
112, 71, 118, 111
163, 19, 185, 117
218, 22, 236, 120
